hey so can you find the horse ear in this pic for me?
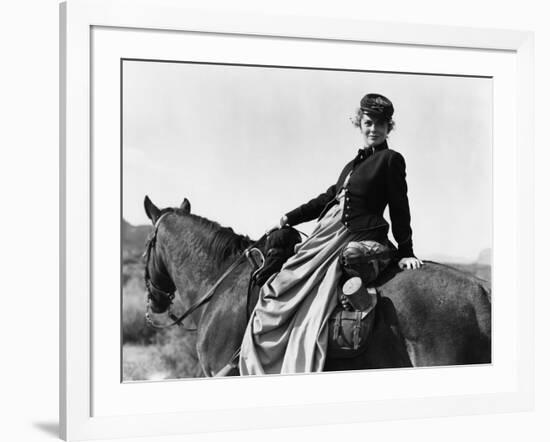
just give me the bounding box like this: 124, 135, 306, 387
180, 198, 191, 213
144, 195, 161, 224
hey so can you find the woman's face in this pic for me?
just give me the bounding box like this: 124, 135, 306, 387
360, 113, 389, 148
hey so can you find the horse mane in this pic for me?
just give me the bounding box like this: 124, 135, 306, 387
173, 208, 254, 264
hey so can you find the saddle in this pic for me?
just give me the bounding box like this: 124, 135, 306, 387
253, 227, 302, 287
246, 227, 302, 318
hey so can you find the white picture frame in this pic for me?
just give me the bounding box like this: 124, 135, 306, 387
60, 0, 534, 440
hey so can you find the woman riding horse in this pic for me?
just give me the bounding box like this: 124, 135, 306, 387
239, 93, 423, 375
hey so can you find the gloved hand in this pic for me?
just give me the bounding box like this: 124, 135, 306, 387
398, 257, 423, 270
265, 215, 288, 236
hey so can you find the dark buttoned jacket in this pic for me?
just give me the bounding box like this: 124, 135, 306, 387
285, 141, 414, 258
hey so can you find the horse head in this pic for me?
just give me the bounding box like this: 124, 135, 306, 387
142, 195, 252, 327
143, 195, 191, 314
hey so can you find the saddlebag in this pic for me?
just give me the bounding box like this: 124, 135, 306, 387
328, 239, 392, 359
327, 279, 378, 359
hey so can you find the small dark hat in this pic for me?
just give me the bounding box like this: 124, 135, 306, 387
360, 93, 394, 120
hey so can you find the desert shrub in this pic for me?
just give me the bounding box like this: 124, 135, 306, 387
122, 327, 202, 381
122, 278, 158, 344
122, 269, 201, 377
122, 344, 170, 381
122, 261, 144, 287
154, 327, 202, 378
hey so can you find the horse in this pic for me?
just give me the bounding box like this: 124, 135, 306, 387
143, 196, 491, 377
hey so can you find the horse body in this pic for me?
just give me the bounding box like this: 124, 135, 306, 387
376, 264, 491, 366
144, 197, 491, 377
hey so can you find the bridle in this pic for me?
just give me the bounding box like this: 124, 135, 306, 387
143, 210, 193, 329
143, 210, 268, 330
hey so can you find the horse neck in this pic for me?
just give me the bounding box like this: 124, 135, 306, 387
159, 215, 253, 294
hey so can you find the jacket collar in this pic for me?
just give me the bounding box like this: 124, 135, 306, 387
360, 139, 388, 154
356, 140, 388, 160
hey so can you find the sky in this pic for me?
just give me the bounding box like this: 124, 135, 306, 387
122, 60, 492, 263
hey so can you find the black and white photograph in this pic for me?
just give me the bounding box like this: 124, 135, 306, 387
121, 60, 492, 381
6, 0, 549, 440
3, 0, 548, 438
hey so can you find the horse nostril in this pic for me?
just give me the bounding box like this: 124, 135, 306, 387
150, 303, 167, 314
148, 293, 172, 314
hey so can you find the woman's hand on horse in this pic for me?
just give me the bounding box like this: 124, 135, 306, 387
398, 257, 423, 270
265, 215, 289, 235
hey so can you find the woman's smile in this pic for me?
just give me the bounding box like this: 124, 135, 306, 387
360, 113, 389, 147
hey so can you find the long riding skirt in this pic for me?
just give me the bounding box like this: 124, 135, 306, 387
239, 203, 387, 375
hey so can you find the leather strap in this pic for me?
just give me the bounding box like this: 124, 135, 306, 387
157, 235, 267, 329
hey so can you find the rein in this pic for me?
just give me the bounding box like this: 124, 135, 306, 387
143, 211, 267, 330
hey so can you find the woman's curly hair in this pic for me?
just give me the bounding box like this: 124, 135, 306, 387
350, 108, 395, 132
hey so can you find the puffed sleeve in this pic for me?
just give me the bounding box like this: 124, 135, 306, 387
386, 152, 415, 258
284, 184, 337, 226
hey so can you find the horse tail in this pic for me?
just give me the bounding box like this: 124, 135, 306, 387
479, 279, 492, 303
468, 282, 492, 364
